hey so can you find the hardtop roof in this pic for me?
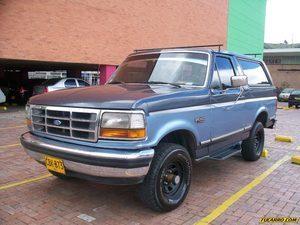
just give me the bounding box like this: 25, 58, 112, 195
129, 48, 262, 62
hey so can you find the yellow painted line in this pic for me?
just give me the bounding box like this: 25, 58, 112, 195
0, 125, 26, 130
0, 174, 52, 191
194, 155, 290, 225
0, 143, 21, 149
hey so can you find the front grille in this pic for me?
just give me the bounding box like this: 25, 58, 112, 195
30, 106, 100, 142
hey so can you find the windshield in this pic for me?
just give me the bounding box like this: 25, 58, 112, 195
292, 90, 300, 95
282, 88, 294, 93
109, 52, 209, 86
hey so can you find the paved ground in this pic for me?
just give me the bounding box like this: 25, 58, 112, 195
0, 103, 299, 225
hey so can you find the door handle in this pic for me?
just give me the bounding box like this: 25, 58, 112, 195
211, 89, 224, 95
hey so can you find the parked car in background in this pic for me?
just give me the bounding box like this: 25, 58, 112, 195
0, 88, 6, 103
288, 89, 300, 108
0, 86, 19, 105
33, 78, 90, 95
278, 88, 294, 102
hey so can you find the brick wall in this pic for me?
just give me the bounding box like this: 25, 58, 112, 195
0, 0, 228, 65
267, 64, 300, 89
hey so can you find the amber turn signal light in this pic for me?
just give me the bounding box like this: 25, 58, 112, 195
26, 118, 32, 127
100, 128, 146, 139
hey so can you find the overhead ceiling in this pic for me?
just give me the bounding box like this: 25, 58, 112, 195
0, 58, 99, 71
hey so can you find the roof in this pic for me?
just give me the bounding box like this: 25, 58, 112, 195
264, 43, 300, 49
129, 48, 260, 62
264, 48, 300, 56
133, 44, 223, 53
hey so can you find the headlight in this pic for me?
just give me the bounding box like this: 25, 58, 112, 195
99, 111, 146, 140
25, 105, 32, 128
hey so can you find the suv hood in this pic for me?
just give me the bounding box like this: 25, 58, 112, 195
29, 84, 209, 112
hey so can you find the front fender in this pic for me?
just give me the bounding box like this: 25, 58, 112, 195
146, 117, 199, 147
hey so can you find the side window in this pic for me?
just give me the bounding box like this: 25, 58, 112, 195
78, 80, 90, 87
210, 66, 222, 89
238, 60, 270, 85
215, 57, 235, 89
64, 79, 77, 88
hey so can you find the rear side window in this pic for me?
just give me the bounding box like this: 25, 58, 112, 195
78, 80, 90, 87
215, 57, 235, 89
64, 79, 77, 88
238, 60, 270, 86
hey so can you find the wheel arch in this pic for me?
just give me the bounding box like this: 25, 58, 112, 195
255, 108, 268, 127
158, 129, 197, 160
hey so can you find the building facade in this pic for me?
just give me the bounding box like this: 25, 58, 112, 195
227, 0, 267, 59
0, 0, 266, 86
264, 48, 300, 89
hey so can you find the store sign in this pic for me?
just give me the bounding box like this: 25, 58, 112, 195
264, 56, 281, 65
28, 71, 67, 79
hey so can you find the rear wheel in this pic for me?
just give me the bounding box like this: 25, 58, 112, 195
138, 143, 192, 212
241, 122, 264, 161
288, 102, 293, 108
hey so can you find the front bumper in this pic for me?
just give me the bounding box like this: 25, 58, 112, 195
20, 132, 154, 184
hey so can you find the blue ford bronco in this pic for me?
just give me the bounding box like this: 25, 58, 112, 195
21, 46, 277, 212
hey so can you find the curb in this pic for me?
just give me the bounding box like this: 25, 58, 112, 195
275, 135, 293, 143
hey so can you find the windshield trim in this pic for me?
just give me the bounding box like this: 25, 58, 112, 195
108, 51, 211, 88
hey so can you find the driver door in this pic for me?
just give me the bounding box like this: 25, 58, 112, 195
209, 55, 245, 154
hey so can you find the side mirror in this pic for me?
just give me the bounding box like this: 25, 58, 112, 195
231, 75, 248, 88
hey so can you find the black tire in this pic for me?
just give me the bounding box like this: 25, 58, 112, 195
288, 102, 293, 108
241, 122, 264, 161
48, 170, 71, 180
138, 143, 192, 212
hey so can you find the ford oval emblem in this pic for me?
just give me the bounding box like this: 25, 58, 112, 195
53, 119, 62, 126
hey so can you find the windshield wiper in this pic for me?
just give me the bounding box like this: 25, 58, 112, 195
145, 81, 182, 88
109, 81, 126, 85
110, 81, 182, 88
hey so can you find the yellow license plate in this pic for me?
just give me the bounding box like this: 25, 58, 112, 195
45, 156, 66, 174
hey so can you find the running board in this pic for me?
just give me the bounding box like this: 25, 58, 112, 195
209, 145, 241, 160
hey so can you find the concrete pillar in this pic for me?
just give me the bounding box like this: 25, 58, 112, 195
0, 65, 4, 80
99, 65, 116, 85
67, 69, 81, 78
